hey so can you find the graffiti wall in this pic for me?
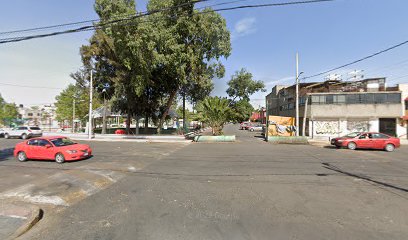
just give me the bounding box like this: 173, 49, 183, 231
347, 121, 369, 133
268, 116, 296, 137
314, 121, 340, 135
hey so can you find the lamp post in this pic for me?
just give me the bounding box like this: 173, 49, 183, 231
88, 70, 93, 139
295, 53, 304, 137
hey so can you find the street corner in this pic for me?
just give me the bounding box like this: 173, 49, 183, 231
0, 202, 43, 240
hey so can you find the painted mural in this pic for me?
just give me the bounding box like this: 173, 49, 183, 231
267, 116, 296, 137
347, 121, 369, 133
314, 121, 340, 135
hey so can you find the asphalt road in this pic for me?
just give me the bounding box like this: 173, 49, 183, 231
2, 126, 408, 240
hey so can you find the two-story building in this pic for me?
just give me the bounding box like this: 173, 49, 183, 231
266, 78, 408, 139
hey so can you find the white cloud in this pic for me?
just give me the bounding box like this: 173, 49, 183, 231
264, 76, 295, 86
233, 17, 257, 38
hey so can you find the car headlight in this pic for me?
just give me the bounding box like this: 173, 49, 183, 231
66, 150, 77, 154
337, 140, 343, 142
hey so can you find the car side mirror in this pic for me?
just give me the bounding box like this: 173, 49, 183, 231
45, 144, 52, 148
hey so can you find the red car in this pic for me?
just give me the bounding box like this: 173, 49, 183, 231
330, 132, 400, 152
14, 136, 92, 163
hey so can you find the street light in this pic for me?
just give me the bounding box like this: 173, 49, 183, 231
295, 53, 304, 137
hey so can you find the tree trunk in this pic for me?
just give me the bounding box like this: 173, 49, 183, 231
102, 98, 107, 134
126, 105, 131, 135
157, 89, 178, 134
135, 116, 140, 135
144, 114, 149, 131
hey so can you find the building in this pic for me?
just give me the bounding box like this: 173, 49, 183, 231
266, 78, 408, 139
250, 107, 266, 123
17, 104, 59, 130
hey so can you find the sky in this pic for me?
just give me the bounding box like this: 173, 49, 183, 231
1, 0, 408, 108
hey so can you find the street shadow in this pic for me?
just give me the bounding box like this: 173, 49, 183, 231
322, 162, 408, 193
0, 148, 14, 161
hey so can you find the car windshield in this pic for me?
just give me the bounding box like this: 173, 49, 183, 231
50, 138, 76, 147
342, 132, 362, 138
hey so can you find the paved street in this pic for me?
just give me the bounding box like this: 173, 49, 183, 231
1, 125, 408, 239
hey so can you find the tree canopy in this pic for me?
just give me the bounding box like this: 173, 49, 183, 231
71, 0, 231, 134
226, 68, 266, 102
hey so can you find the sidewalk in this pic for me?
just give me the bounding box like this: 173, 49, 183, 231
43, 132, 192, 143
0, 203, 42, 239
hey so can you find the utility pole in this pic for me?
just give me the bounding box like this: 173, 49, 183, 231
88, 70, 93, 139
295, 53, 299, 137
72, 99, 76, 133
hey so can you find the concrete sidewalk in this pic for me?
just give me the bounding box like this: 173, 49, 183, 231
0, 203, 42, 239
43, 132, 192, 143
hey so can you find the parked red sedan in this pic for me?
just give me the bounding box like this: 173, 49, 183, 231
14, 136, 92, 163
331, 132, 400, 152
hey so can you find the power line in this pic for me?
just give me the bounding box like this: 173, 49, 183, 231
0, 82, 64, 90
0, 0, 213, 36
0, 0, 336, 45
303, 39, 408, 80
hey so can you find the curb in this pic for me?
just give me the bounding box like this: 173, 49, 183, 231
2, 204, 43, 240
70, 138, 192, 143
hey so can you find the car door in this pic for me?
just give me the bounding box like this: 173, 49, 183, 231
25, 139, 39, 159
356, 133, 371, 148
36, 139, 54, 160
371, 133, 388, 149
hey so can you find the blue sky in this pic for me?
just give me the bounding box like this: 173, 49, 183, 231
1, 0, 408, 108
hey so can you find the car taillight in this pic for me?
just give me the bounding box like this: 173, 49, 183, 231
28, 130, 32, 132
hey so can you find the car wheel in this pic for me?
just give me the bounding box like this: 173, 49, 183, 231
4, 133, 9, 139
17, 151, 27, 162
55, 153, 65, 164
385, 143, 395, 152
21, 134, 28, 140
250, 128, 254, 132
347, 142, 357, 150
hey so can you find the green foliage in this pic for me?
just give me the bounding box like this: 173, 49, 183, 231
0, 94, 19, 126
55, 84, 101, 123
196, 97, 231, 136
226, 68, 266, 102
73, 0, 231, 134
230, 99, 254, 123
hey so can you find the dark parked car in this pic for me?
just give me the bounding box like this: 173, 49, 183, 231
330, 132, 400, 152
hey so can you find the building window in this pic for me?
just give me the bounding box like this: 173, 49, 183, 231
28, 113, 33, 117
333, 95, 346, 103
311, 95, 326, 104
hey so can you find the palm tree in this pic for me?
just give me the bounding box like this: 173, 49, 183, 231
197, 97, 231, 136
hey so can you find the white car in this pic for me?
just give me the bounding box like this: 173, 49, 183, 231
4, 126, 43, 139
0, 128, 5, 137
248, 124, 264, 132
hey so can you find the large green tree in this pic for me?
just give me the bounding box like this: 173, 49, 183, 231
147, 0, 231, 133
226, 68, 266, 102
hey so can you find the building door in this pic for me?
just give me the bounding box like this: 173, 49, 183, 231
379, 118, 396, 136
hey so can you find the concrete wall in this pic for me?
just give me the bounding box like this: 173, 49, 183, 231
310, 103, 402, 118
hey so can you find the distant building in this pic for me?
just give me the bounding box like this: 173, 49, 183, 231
266, 78, 408, 139
17, 104, 59, 130
250, 107, 266, 124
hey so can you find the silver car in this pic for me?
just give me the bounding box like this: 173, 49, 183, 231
4, 126, 43, 139
248, 124, 264, 132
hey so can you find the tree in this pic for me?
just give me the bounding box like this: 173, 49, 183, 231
226, 68, 266, 102
147, 0, 231, 133
196, 97, 231, 136
0, 94, 19, 126
55, 84, 101, 128
230, 99, 254, 123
